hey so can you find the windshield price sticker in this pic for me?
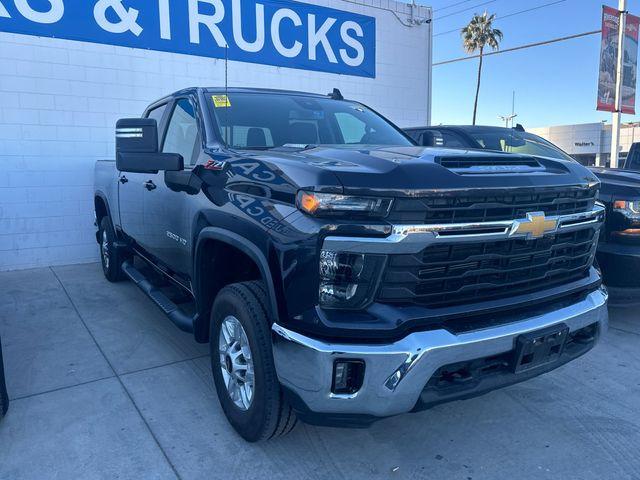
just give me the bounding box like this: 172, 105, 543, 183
212, 95, 232, 108
0, 0, 376, 77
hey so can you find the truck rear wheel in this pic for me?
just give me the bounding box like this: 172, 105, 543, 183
99, 216, 126, 282
210, 281, 297, 442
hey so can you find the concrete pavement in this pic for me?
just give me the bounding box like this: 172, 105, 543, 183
1, 263, 639, 480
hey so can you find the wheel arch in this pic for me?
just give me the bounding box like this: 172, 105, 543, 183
193, 227, 281, 343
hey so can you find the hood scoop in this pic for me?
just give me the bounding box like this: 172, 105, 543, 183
436, 156, 545, 174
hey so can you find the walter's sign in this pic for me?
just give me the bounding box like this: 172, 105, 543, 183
0, 0, 376, 77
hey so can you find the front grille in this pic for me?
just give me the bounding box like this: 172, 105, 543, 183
376, 228, 598, 308
388, 186, 597, 224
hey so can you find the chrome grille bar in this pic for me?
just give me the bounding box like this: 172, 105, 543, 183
323, 204, 605, 255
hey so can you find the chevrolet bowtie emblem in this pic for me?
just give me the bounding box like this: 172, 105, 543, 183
514, 212, 558, 239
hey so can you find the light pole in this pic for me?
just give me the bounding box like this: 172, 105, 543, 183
611, 0, 627, 168
498, 91, 517, 128
498, 113, 518, 128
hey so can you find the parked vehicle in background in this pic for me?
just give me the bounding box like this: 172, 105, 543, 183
404, 124, 575, 160
617, 142, 640, 171
590, 142, 640, 304
404, 124, 640, 304
94, 88, 608, 442
0, 338, 8, 418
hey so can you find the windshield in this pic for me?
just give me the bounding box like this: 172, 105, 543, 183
208, 92, 412, 150
465, 128, 575, 161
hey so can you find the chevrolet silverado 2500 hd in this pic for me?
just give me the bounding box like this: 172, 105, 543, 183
94, 88, 608, 442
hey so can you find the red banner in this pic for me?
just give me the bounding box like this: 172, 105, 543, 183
597, 6, 621, 112
622, 13, 639, 114
597, 6, 639, 114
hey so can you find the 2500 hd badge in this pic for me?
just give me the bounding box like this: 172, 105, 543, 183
166, 231, 187, 246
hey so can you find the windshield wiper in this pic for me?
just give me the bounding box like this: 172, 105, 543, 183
278, 143, 319, 150
232, 144, 320, 152
256, 144, 320, 152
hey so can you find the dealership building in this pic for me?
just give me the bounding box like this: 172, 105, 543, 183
0, 0, 432, 271
529, 121, 640, 167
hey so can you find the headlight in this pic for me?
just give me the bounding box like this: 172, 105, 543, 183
297, 191, 392, 217
613, 200, 640, 215
612, 200, 640, 238
318, 250, 385, 309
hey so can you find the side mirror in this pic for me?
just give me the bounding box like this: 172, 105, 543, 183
116, 118, 183, 173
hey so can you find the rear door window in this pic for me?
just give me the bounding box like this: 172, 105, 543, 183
147, 104, 168, 125
145, 104, 168, 149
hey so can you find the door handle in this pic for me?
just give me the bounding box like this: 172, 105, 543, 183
144, 180, 157, 191
119, 176, 128, 184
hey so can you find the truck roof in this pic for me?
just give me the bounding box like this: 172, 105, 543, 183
156, 86, 332, 100
203, 87, 330, 98
145, 86, 342, 113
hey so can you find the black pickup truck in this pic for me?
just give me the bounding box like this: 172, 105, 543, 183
95, 88, 608, 441
405, 125, 640, 303
591, 143, 640, 302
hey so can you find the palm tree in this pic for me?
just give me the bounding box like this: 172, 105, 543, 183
461, 12, 503, 125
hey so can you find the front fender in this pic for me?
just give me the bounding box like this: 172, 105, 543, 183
193, 227, 282, 323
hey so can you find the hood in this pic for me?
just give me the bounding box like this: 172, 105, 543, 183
246, 145, 599, 196
590, 167, 640, 199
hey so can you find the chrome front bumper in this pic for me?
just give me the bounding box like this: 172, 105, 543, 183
272, 287, 608, 418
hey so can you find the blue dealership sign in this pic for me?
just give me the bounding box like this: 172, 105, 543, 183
0, 0, 376, 77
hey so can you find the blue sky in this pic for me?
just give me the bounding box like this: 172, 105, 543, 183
423, 0, 640, 128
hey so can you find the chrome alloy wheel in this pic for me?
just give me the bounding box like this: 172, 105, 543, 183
101, 229, 110, 270
218, 315, 254, 410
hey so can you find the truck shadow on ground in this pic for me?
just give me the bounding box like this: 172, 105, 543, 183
185, 319, 639, 480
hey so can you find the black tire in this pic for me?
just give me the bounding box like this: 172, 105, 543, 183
210, 281, 297, 442
99, 216, 126, 282
0, 338, 8, 418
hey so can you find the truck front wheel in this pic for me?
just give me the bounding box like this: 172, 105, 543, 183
210, 281, 297, 442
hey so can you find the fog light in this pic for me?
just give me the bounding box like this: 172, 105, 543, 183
319, 282, 358, 303
332, 360, 365, 395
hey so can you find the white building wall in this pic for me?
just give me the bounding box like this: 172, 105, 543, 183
530, 122, 640, 164
0, 0, 432, 271
529, 123, 604, 156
